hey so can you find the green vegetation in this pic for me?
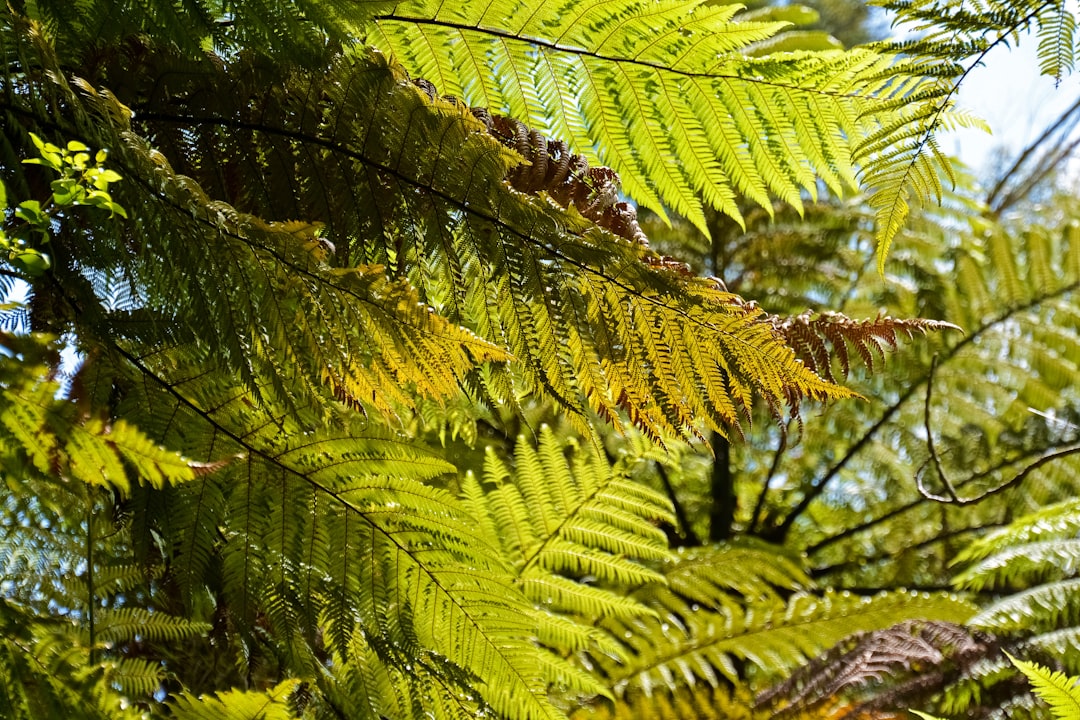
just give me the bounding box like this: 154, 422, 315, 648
3, 0, 1080, 718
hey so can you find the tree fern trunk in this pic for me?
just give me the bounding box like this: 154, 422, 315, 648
709, 431, 735, 541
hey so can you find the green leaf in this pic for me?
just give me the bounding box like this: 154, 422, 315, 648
8, 248, 50, 275
14, 200, 46, 227
170, 680, 301, 720
50, 178, 82, 205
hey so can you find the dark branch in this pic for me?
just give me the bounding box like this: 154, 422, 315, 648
806, 439, 1080, 556
748, 425, 788, 535
986, 93, 1080, 214
811, 523, 1001, 577
656, 462, 700, 547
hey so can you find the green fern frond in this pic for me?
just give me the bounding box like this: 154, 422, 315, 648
478, 426, 673, 578
19, 0, 397, 63
91, 608, 211, 644
0, 335, 213, 493
0, 599, 141, 720
954, 539, 1080, 592
662, 541, 812, 605
863, 0, 1080, 267
970, 579, 1080, 634
590, 543, 978, 696
0, 14, 862, 441
170, 679, 301, 720
954, 499, 1080, 567
952, 499, 1080, 639
366, 0, 951, 243
103, 352, 571, 720
466, 426, 674, 672
1009, 654, 1080, 720
1026, 627, 1080, 671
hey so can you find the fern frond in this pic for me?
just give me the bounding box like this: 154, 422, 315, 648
91, 608, 211, 644
970, 579, 1080, 634
954, 499, 1080, 567
0, 598, 142, 720
466, 426, 673, 678
769, 310, 961, 382
1009, 655, 1080, 720
170, 679, 301, 720
35, 28, 853, 439
864, 0, 1080, 266
589, 543, 977, 697
0, 335, 213, 493
954, 539, 1080, 592
132, 358, 574, 719
18, 0, 397, 63
662, 541, 812, 605
366, 0, 950, 243
757, 620, 998, 717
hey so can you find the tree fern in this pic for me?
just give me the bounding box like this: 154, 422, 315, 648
3, 1, 1067, 718
583, 541, 976, 702
366, 0, 968, 256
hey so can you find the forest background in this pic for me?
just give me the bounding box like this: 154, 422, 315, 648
3, 0, 1080, 719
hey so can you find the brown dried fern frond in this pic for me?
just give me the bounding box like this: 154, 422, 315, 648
772, 312, 962, 382
756, 620, 998, 720
412, 77, 655, 251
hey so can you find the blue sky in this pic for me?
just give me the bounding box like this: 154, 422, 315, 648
950, 29, 1080, 180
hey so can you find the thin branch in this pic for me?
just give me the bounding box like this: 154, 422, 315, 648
769, 276, 1080, 543
918, 443, 1080, 505
918, 354, 961, 503
992, 133, 1080, 214
748, 424, 788, 535
656, 462, 700, 546
986, 93, 1080, 213
765, 384, 917, 542
812, 523, 1000, 577
806, 439, 1080, 555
